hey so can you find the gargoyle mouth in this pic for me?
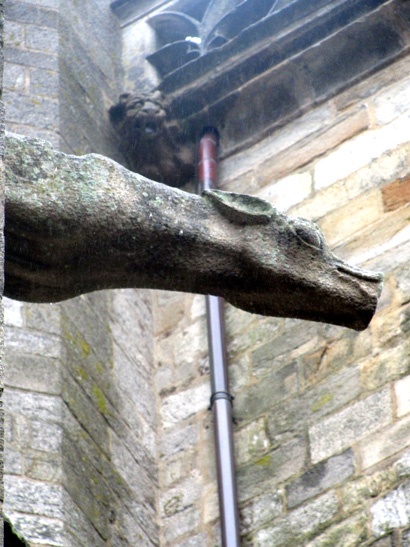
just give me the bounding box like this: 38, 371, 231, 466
336, 261, 384, 283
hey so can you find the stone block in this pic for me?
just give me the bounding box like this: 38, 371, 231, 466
289, 179, 350, 222
5, 326, 60, 358
268, 365, 360, 441
234, 361, 299, 422
395, 375, 410, 418
309, 388, 392, 463
3, 297, 23, 326
286, 449, 354, 509
6, 1, 58, 28
226, 315, 283, 362
109, 289, 154, 368
5, 413, 31, 449
4, 45, 58, 71
344, 144, 410, 202
5, 92, 58, 129
397, 450, 410, 479
160, 475, 202, 518
334, 54, 410, 112
360, 344, 410, 393
382, 175, 410, 213
112, 342, 157, 427
259, 106, 370, 190
241, 490, 283, 535
24, 450, 62, 482
160, 423, 198, 460
162, 507, 200, 544
5, 512, 64, 547
4, 20, 24, 47
250, 318, 319, 379
358, 413, 410, 470
5, 351, 61, 395
162, 453, 194, 487
153, 290, 186, 335
317, 189, 383, 247
24, 302, 60, 335
5, 389, 62, 423
234, 417, 270, 466
5, 475, 63, 519
160, 382, 210, 429
257, 172, 312, 212
31, 419, 62, 453
25, 25, 58, 54
237, 436, 306, 503
315, 110, 410, 190
253, 491, 338, 547
3, 63, 25, 92
30, 67, 58, 98
373, 76, 410, 126
4, 448, 23, 475
371, 533, 398, 546
371, 479, 410, 537
305, 512, 368, 547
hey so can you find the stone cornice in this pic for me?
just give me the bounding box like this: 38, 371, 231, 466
159, 0, 410, 158
111, 0, 410, 175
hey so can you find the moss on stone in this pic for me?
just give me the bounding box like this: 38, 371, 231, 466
255, 454, 271, 467
311, 393, 335, 412
93, 385, 106, 415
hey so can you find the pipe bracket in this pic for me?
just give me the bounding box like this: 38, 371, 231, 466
209, 390, 235, 410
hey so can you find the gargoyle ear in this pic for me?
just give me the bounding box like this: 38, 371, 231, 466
202, 189, 274, 225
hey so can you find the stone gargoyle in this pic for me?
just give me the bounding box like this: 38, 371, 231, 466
4, 133, 383, 331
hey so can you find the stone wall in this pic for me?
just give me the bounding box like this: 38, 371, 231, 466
153, 53, 410, 545
3, 1, 159, 545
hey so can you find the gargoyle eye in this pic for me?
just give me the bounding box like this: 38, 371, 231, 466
294, 224, 323, 249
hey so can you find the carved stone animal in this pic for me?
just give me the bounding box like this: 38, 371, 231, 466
4, 133, 383, 330
109, 91, 194, 187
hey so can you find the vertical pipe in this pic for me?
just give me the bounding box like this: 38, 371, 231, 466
198, 128, 241, 547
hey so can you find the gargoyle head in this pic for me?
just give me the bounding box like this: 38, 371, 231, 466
109, 91, 194, 187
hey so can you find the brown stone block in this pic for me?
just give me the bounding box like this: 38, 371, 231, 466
318, 189, 383, 247
382, 175, 410, 212
256, 106, 370, 187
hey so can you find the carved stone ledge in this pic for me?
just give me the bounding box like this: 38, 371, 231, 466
111, 0, 410, 183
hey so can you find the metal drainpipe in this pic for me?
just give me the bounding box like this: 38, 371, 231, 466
197, 128, 241, 547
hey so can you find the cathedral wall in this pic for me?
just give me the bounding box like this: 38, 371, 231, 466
153, 52, 410, 546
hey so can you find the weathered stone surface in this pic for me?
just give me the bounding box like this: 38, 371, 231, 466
305, 512, 368, 547
237, 436, 306, 503
286, 450, 354, 508
251, 491, 338, 547
241, 490, 283, 535
371, 479, 410, 537
4, 133, 383, 330
358, 413, 410, 470
5, 475, 63, 519
309, 388, 392, 463
268, 365, 360, 440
